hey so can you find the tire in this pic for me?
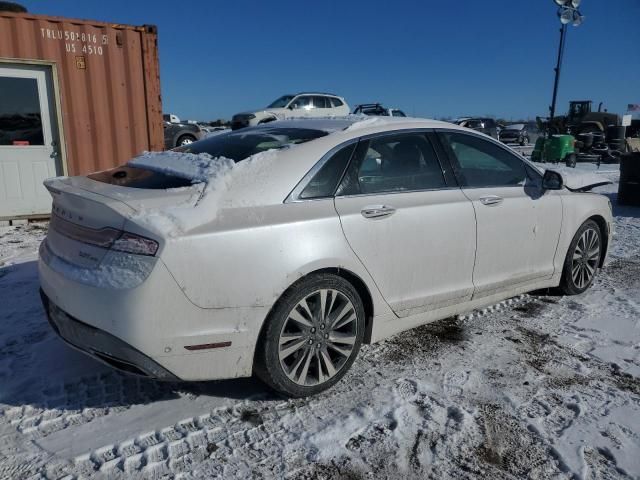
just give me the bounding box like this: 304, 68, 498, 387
177, 135, 196, 147
565, 153, 577, 168
558, 220, 602, 295
520, 136, 529, 146
253, 273, 365, 397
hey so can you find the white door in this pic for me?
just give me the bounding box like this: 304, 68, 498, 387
0, 64, 61, 218
334, 132, 476, 317
437, 131, 562, 299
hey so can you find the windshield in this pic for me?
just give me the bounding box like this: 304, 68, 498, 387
176, 127, 328, 162
267, 95, 294, 108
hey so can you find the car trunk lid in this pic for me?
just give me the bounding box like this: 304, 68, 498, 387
44, 173, 201, 268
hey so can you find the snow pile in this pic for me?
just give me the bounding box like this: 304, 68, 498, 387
127, 149, 279, 236
345, 116, 396, 131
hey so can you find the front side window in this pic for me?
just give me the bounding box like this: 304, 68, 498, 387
338, 133, 446, 195
299, 143, 356, 199
442, 132, 528, 187
289, 96, 313, 110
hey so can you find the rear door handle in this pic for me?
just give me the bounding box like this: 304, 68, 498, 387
361, 205, 396, 219
479, 195, 503, 206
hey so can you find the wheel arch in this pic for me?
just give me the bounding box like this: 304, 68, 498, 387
255, 267, 376, 356
587, 214, 609, 268
175, 132, 196, 146
258, 116, 277, 125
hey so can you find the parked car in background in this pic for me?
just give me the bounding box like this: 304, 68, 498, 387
163, 113, 181, 124
455, 117, 499, 139
231, 92, 350, 130
163, 116, 203, 149
499, 123, 530, 146
40, 117, 612, 397
353, 103, 407, 117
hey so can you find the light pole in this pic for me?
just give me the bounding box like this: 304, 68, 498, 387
549, 0, 585, 121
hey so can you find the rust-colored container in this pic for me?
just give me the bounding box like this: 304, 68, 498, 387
0, 11, 163, 219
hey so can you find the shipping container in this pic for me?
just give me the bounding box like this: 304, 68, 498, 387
0, 10, 163, 220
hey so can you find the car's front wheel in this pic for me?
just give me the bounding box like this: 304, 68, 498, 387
254, 273, 365, 397
559, 220, 602, 295
177, 134, 196, 147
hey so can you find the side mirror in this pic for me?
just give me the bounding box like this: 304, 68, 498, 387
542, 170, 563, 190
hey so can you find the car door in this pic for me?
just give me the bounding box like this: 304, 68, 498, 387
0, 64, 62, 218
437, 130, 562, 300
334, 131, 476, 318
311, 96, 330, 118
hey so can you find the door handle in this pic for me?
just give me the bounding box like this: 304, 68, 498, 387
479, 195, 503, 206
361, 205, 396, 219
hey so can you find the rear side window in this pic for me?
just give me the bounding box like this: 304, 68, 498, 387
330, 97, 344, 107
338, 133, 446, 195
441, 132, 527, 187
299, 143, 356, 199
312, 96, 329, 108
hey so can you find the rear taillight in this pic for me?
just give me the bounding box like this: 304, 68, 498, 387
50, 214, 159, 256
112, 232, 159, 256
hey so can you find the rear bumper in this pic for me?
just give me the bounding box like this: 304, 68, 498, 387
38, 244, 270, 381
41, 290, 178, 380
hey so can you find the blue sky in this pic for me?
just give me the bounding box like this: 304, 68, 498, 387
20, 0, 640, 121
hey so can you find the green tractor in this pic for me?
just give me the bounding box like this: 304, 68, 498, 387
531, 134, 577, 167
533, 100, 625, 167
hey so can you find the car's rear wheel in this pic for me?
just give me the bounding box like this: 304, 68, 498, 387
559, 220, 602, 295
254, 273, 365, 397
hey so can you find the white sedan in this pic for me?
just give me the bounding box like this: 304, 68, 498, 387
39, 118, 613, 397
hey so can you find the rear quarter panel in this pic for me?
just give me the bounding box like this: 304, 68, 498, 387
158, 199, 392, 316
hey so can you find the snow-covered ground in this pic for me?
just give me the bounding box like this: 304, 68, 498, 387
1, 164, 638, 480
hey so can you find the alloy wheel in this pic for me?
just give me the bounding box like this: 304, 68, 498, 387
571, 227, 600, 289
278, 289, 358, 386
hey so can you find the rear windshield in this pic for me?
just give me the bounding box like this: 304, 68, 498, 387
88, 166, 194, 189
177, 127, 327, 161
88, 126, 328, 189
